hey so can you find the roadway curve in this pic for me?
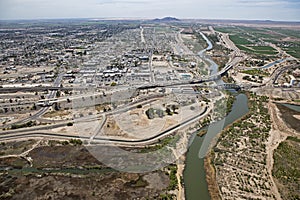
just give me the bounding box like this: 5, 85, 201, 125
0, 106, 209, 146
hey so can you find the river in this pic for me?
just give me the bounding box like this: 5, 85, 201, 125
183, 32, 250, 200
184, 94, 249, 200
198, 32, 224, 85
281, 103, 300, 112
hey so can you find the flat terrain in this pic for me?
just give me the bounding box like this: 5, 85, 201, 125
216, 25, 300, 59
0, 140, 176, 200
272, 136, 300, 200
209, 93, 280, 199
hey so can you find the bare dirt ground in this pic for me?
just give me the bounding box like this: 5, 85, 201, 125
170, 144, 186, 200
266, 101, 300, 199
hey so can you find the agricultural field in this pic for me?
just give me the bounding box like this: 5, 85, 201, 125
282, 45, 300, 59
229, 34, 253, 45
214, 26, 240, 34
229, 34, 278, 55
238, 45, 278, 55
216, 26, 300, 57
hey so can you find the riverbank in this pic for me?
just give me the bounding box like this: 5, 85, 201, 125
267, 100, 300, 199
183, 93, 249, 200
204, 92, 251, 200
207, 93, 279, 199
205, 93, 297, 200
204, 152, 220, 200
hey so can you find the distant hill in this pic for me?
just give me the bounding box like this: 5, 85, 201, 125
152, 17, 180, 22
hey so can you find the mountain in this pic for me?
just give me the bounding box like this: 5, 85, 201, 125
152, 17, 180, 22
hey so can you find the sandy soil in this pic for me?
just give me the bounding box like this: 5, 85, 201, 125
265, 101, 300, 200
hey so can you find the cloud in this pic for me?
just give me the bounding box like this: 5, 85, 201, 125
238, 0, 300, 6
0, 0, 299, 21
95, 0, 153, 5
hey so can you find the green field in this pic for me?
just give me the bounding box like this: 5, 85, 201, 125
216, 25, 300, 57
269, 28, 300, 39
283, 46, 300, 59
214, 27, 239, 33
251, 46, 275, 51
154, 26, 175, 33
229, 34, 253, 45
236, 45, 278, 55
229, 34, 278, 55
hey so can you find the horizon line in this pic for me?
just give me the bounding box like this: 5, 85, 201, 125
0, 17, 300, 23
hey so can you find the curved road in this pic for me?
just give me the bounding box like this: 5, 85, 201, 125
0, 106, 209, 146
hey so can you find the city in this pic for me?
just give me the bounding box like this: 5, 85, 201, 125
0, 15, 299, 200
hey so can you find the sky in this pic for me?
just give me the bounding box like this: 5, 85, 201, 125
0, 0, 300, 21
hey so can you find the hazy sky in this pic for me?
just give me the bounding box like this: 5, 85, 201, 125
0, 0, 300, 21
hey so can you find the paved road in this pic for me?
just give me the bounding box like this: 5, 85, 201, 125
2, 74, 64, 128
0, 106, 209, 146
0, 95, 163, 135
0, 27, 238, 145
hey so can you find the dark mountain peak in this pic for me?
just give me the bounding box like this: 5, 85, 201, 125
153, 17, 180, 22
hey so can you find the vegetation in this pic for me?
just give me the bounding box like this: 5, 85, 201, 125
226, 94, 235, 114
197, 129, 207, 137
61, 141, 69, 145
159, 193, 176, 200
140, 135, 180, 153
229, 35, 252, 45
213, 93, 235, 119
11, 121, 37, 129
110, 82, 117, 86
242, 69, 269, 77
67, 122, 73, 126
145, 105, 179, 119
182, 32, 206, 53
200, 117, 211, 127
145, 108, 164, 119
167, 164, 178, 190
283, 46, 300, 59
217, 25, 299, 58
211, 93, 274, 198
222, 73, 235, 83
214, 27, 238, 33
237, 45, 277, 55
127, 177, 148, 188
69, 139, 83, 146
251, 46, 276, 51
273, 136, 300, 200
